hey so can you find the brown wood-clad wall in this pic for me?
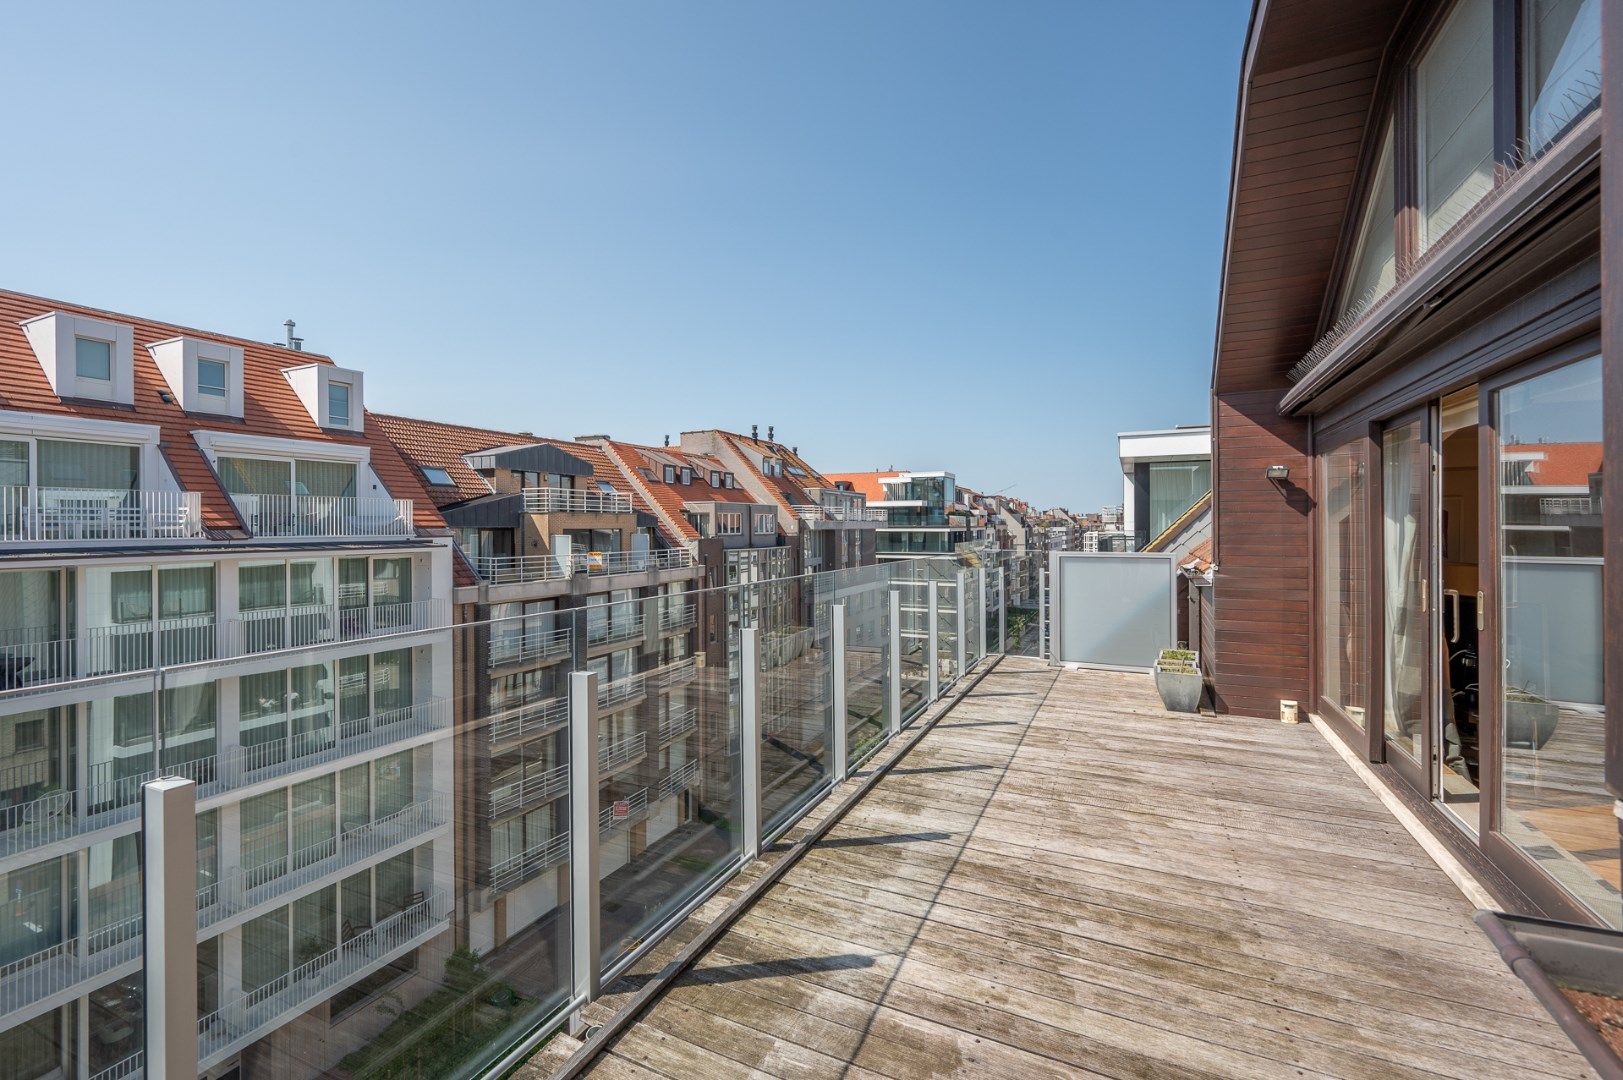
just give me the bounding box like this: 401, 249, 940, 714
1211, 390, 1312, 717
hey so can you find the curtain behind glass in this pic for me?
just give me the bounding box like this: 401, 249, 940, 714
1382, 422, 1426, 760
296, 461, 357, 499
1147, 461, 1210, 541
238, 564, 286, 611
0, 570, 60, 640
37, 441, 137, 491
217, 456, 291, 496
373, 750, 413, 818
1418, 0, 1494, 247
0, 441, 28, 488
158, 566, 214, 619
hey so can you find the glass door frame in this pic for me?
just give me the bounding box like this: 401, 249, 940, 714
1375, 405, 1434, 796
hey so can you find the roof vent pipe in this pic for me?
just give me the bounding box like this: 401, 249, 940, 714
283, 318, 303, 352
767, 425, 774, 442
751, 425, 758, 439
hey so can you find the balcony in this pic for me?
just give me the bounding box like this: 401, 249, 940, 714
532, 661, 1598, 1079
789, 504, 886, 523
598, 788, 648, 833
217, 699, 450, 790
0, 486, 202, 543
652, 656, 697, 692
598, 731, 646, 775
475, 548, 695, 585
657, 705, 697, 745
0, 892, 142, 1015
587, 613, 645, 648
198, 892, 448, 1068
229, 493, 414, 539
0, 616, 217, 693
657, 603, 697, 633
488, 624, 572, 668
522, 486, 632, 514
89, 1051, 143, 1080
488, 695, 569, 746
230, 599, 446, 656
597, 672, 647, 712
490, 831, 570, 894
199, 795, 448, 929
575, 549, 694, 576
490, 765, 568, 818
657, 759, 699, 799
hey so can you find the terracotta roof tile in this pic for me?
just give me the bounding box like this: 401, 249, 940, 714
1503, 443, 1602, 487
0, 289, 446, 534
824, 471, 899, 504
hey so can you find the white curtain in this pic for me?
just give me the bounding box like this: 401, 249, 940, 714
1383, 427, 1424, 750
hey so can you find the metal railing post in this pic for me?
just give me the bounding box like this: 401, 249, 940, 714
741, 627, 762, 861
887, 589, 902, 737
977, 567, 987, 662
831, 604, 848, 783
1039, 566, 1050, 661
144, 777, 199, 1080
955, 570, 967, 676
997, 567, 1007, 655
927, 580, 941, 701
568, 669, 601, 1034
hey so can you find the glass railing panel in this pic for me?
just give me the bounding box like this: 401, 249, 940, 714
754, 580, 832, 837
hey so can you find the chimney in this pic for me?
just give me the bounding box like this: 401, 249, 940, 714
283, 319, 303, 352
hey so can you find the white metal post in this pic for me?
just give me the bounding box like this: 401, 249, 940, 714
1039, 566, 1050, 661
955, 570, 967, 676
927, 580, 941, 701
997, 567, 1007, 655
568, 669, 601, 1034
887, 589, 902, 737
831, 604, 848, 784
977, 567, 987, 662
143, 777, 199, 1080
741, 626, 762, 861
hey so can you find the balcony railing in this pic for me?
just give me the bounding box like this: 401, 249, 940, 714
490, 765, 569, 818
488, 625, 572, 668
599, 788, 648, 833
219, 699, 450, 789
474, 548, 695, 584
490, 831, 570, 894
658, 760, 700, 799
230, 599, 445, 655
598, 732, 646, 774
0, 486, 203, 542
204, 796, 447, 929
790, 504, 887, 523
198, 892, 447, 1066
658, 604, 697, 632
598, 672, 647, 711
229, 493, 414, 539
89, 1051, 143, 1080
0, 616, 217, 693
488, 696, 569, 746
654, 656, 697, 692
657, 705, 698, 744
522, 487, 632, 514
0, 892, 143, 1014
587, 614, 645, 647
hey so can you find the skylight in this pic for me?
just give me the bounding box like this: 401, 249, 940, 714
421, 465, 454, 486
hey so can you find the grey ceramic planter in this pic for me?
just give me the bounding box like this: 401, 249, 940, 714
1155, 668, 1203, 713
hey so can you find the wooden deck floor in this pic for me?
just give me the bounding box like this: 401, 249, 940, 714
547, 658, 1596, 1079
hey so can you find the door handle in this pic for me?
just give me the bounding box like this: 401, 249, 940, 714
1444, 590, 1461, 643
1421, 578, 1428, 614
1476, 591, 1485, 632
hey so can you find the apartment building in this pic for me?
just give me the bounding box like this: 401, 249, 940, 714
825, 469, 985, 561
0, 291, 457, 1079
1117, 424, 1211, 551
1209, 0, 1617, 928
368, 414, 703, 967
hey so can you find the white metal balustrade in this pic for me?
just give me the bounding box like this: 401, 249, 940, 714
654, 656, 698, 691
573, 549, 694, 575
88, 1050, 143, 1080
598, 672, 647, 711
0, 616, 217, 693
490, 831, 570, 894
217, 699, 450, 789
230, 599, 446, 655
476, 555, 570, 585
657, 705, 698, 744
0, 893, 143, 1014
598, 731, 646, 774
599, 788, 649, 833
790, 504, 887, 523
658, 760, 700, 799
587, 613, 645, 647
488, 625, 572, 668
197, 892, 447, 1066
522, 487, 633, 514
0, 486, 202, 542
490, 765, 569, 818
658, 603, 697, 632
229, 493, 414, 538
474, 547, 694, 584
488, 695, 569, 746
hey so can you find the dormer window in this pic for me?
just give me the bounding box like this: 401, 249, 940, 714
283, 363, 365, 431
709, 470, 721, 487
723, 472, 735, 488
149, 337, 244, 416
20, 312, 135, 404
680, 467, 693, 485
328, 381, 353, 427
663, 465, 677, 483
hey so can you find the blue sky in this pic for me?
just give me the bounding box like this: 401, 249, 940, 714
2, 2, 1247, 510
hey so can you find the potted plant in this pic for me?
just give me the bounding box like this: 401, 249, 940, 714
1154, 648, 1203, 713
1504, 687, 1560, 750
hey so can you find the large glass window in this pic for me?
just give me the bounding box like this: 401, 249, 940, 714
218, 456, 292, 496
1145, 459, 1211, 544
1494, 355, 1614, 925
1417, 0, 1495, 248
1338, 123, 1396, 316
75, 336, 112, 382
1318, 443, 1369, 727
1524, 0, 1600, 149
37, 440, 137, 491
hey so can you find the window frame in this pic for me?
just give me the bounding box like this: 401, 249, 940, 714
196, 357, 229, 400
74, 336, 114, 385
419, 465, 454, 487
327, 381, 354, 428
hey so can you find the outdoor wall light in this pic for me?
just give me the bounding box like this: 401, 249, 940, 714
1265, 465, 1290, 481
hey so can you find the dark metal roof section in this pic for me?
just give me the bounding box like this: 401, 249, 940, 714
463, 442, 593, 477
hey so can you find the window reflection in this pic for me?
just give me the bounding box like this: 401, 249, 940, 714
1318, 443, 1369, 727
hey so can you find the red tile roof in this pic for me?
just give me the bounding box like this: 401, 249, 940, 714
0, 289, 445, 534
370, 412, 535, 507
1503, 443, 1602, 487
603, 440, 759, 541
824, 471, 899, 503
1184, 538, 1214, 573
707, 430, 830, 513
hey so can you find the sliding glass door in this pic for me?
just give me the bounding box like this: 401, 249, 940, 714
1381, 413, 1431, 787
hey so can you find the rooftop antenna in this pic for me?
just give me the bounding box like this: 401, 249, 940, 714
751, 424, 758, 439
283, 318, 303, 352
664, 434, 670, 447
767, 425, 774, 442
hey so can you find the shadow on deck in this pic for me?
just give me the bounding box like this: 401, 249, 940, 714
531, 658, 1595, 1079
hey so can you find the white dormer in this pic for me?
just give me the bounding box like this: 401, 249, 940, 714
283, 363, 365, 432
148, 337, 245, 417
19, 312, 135, 405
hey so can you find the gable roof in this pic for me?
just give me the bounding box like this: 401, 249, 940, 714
706, 429, 835, 513
603, 440, 760, 542
0, 289, 445, 534
823, 471, 899, 504
370, 412, 536, 506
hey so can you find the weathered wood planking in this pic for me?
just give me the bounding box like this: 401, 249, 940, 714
545, 659, 1596, 1080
